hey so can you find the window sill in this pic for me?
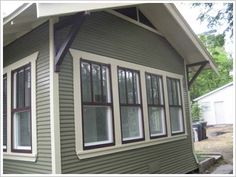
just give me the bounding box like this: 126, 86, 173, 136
77, 134, 187, 159
3, 152, 37, 162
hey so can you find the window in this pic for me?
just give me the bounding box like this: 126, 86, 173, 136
3, 74, 7, 150
12, 64, 32, 152
118, 67, 144, 143
145, 73, 166, 138
167, 77, 184, 134
80, 59, 114, 149
115, 7, 137, 21
114, 7, 156, 30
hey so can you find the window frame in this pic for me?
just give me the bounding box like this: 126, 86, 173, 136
145, 72, 167, 138
11, 63, 32, 153
167, 77, 185, 135
71, 49, 187, 159
3, 52, 38, 162
117, 66, 145, 144
80, 59, 115, 150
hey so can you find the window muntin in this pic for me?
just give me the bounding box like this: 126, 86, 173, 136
145, 73, 166, 137
118, 67, 144, 143
3, 75, 7, 150
80, 59, 114, 149
167, 77, 184, 134
12, 64, 32, 152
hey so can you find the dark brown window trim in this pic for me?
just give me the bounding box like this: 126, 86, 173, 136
167, 77, 185, 136
145, 72, 167, 139
80, 58, 115, 150
11, 63, 32, 153
3, 74, 7, 152
117, 66, 145, 144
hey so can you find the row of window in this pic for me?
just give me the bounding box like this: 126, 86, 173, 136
79, 59, 185, 150
2, 58, 185, 152
3, 64, 32, 153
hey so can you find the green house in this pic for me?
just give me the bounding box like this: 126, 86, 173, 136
2, 3, 217, 174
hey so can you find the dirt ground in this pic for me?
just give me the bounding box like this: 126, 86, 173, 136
194, 124, 233, 173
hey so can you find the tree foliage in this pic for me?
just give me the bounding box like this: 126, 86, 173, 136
190, 34, 233, 100
192, 3, 233, 37
191, 102, 203, 122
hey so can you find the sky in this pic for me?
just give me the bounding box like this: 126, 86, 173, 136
1, 2, 233, 55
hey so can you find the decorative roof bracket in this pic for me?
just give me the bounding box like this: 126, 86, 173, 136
186, 60, 209, 89
54, 12, 89, 72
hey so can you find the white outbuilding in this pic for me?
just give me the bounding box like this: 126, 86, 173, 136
194, 82, 234, 125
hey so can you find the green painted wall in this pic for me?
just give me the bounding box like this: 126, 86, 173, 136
58, 12, 198, 173
3, 22, 52, 174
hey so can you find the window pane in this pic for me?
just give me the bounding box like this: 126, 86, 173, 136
167, 78, 173, 105
81, 62, 91, 102
121, 106, 143, 140
17, 69, 25, 108
158, 78, 164, 105
133, 72, 140, 104
102, 66, 111, 103
172, 80, 178, 105
152, 76, 159, 105
115, 7, 138, 20
126, 71, 134, 104
149, 107, 165, 136
145, 74, 152, 104
118, 69, 126, 104
92, 64, 102, 102
83, 106, 113, 146
176, 81, 181, 105
14, 111, 31, 148
25, 67, 31, 107
3, 76, 7, 146
138, 10, 156, 29
170, 107, 183, 133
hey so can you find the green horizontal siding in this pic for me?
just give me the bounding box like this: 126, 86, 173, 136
59, 12, 197, 174
3, 22, 51, 174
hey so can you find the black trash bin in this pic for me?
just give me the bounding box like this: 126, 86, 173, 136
200, 121, 207, 140
192, 122, 203, 141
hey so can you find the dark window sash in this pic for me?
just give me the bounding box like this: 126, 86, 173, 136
118, 66, 145, 144
11, 64, 32, 153
81, 59, 111, 104
80, 59, 115, 150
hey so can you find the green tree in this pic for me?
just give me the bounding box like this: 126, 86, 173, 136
191, 102, 202, 122
190, 34, 233, 100
192, 3, 233, 37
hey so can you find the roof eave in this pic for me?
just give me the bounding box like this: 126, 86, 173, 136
3, 3, 33, 25
165, 4, 219, 75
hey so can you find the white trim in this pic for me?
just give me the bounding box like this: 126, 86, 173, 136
184, 60, 199, 164
3, 153, 37, 162
106, 9, 163, 37
49, 18, 61, 174
163, 76, 171, 137
70, 49, 187, 159
164, 4, 218, 74
3, 52, 38, 161
3, 3, 33, 25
